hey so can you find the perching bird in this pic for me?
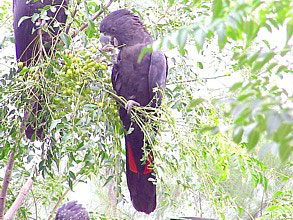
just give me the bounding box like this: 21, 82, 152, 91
13, 0, 67, 139
55, 201, 90, 220
100, 9, 168, 214
13, 0, 67, 65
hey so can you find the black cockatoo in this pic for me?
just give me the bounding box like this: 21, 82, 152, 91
100, 9, 168, 214
13, 0, 67, 139
13, 0, 68, 65
55, 201, 90, 220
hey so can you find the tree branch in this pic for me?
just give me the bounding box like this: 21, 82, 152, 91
0, 150, 16, 220
65, 2, 81, 34
71, 0, 114, 38
4, 177, 33, 220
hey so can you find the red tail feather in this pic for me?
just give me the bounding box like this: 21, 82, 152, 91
126, 141, 156, 214
127, 143, 138, 173
127, 143, 153, 174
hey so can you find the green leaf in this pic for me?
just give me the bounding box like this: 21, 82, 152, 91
280, 45, 290, 56
258, 9, 267, 26
168, 0, 175, 7
252, 52, 275, 73
230, 82, 243, 91
213, 0, 223, 19
276, 65, 288, 74
69, 171, 76, 180
31, 13, 40, 23
60, 33, 71, 49
233, 105, 251, 125
267, 205, 283, 211
197, 62, 203, 69
87, 20, 95, 38
247, 127, 260, 150
274, 123, 291, 142
50, 119, 61, 131
237, 92, 254, 101
200, 126, 218, 133
103, 175, 113, 187
194, 28, 206, 51
273, 191, 283, 198
268, 18, 279, 29
18, 16, 30, 27
233, 127, 244, 144
263, 176, 268, 191
244, 20, 259, 47
279, 143, 292, 161
286, 18, 293, 44
42, 5, 51, 11
247, 52, 259, 66
176, 29, 188, 55
262, 40, 270, 49
187, 98, 204, 110
266, 62, 277, 72
238, 54, 248, 67
68, 178, 73, 190
217, 21, 227, 50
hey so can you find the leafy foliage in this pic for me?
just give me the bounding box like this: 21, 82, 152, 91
143, 0, 293, 160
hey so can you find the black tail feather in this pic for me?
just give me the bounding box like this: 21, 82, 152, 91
126, 169, 156, 214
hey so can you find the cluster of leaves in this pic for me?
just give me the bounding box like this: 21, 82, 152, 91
0, 1, 126, 217
144, 0, 293, 160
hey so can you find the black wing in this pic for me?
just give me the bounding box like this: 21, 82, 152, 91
148, 50, 168, 107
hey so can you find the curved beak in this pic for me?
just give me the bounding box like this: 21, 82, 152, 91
100, 33, 111, 46
100, 33, 115, 52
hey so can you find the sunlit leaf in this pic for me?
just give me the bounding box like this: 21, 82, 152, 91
168, 0, 175, 7
187, 98, 204, 110
233, 105, 251, 124
247, 127, 260, 150
177, 29, 188, 55
233, 126, 244, 143
217, 21, 227, 50
213, 0, 223, 19
230, 82, 243, 91
286, 18, 293, 43
194, 28, 206, 51
279, 143, 292, 161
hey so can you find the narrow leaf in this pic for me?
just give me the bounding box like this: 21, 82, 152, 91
247, 127, 260, 150
213, 0, 223, 19
18, 16, 30, 27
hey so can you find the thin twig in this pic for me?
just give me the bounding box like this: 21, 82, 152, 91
166, 74, 229, 85
199, 191, 202, 217
47, 188, 71, 220
71, 0, 114, 38
31, 189, 38, 220
65, 2, 81, 34
0, 150, 16, 220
